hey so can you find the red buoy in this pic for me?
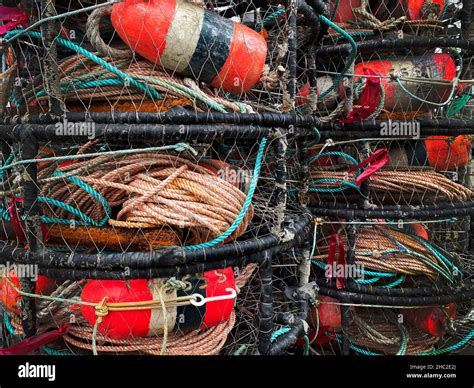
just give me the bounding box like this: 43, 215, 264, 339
111, 0, 267, 93
389, 135, 471, 171
0, 274, 57, 314
330, 0, 445, 22
409, 223, 429, 240
330, 0, 362, 23
354, 54, 456, 112
423, 135, 471, 170
403, 304, 456, 337
372, 0, 446, 21
80, 268, 235, 339
308, 296, 342, 330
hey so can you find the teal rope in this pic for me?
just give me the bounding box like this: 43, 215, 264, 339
271, 327, 291, 342
335, 335, 381, 355
184, 137, 267, 250
35, 78, 123, 97
377, 227, 455, 282
39, 196, 102, 226
351, 345, 381, 356
39, 173, 111, 227
308, 151, 362, 192
417, 329, 474, 355
338, 324, 474, 357
55, 174, 111, 225
303, 335, 310, 355
305, 127, 321, 148
308, 151, 358, 165
42, 345, 71, 356
313, 259, 403, 287
0, 153, 15, 180
330, 0, 340, 20
408, 231, 463, 277
0, 175, 112, 227
3, 312, 17, 335
355, 276, 381, 284
440, 0, 449, 19
332, 31, 374, 42
3, 29, 161, 100
0, 207, 10, 221
397, 327, 408, 356
255, 7, 285, 31
315, 14, 357, 101
380, 275, 405, 288
307, 178, 360, 192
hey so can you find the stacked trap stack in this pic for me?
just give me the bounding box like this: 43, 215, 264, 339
0, 0, 471, 356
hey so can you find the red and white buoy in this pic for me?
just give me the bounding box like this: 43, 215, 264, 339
80, 268, 236, 339
354, 53, 456, 112
111, 0, 267, 93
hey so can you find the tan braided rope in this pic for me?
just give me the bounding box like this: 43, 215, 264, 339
347, 310, 439, 355
40, 153, 253, 241
309, 169, 472, 203
315, 227, 449, 280
63, 311, 236, 355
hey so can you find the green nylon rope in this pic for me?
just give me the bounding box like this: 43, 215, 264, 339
255, 7, 285, 32
271, 327, 291, 342
316, 14, 357, 101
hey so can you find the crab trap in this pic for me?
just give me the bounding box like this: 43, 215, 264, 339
0, 0, 471, 357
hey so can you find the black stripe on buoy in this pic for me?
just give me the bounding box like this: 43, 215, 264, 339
404, 140, 428, 166
183, 10, 234, 84
176, 276, 206, 330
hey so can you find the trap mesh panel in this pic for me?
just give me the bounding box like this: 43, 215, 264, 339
0, 0, 472, 356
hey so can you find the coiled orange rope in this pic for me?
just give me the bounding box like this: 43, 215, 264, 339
41, 153, 253, 243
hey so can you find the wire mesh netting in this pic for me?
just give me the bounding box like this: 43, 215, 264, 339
0, 0, 471, 356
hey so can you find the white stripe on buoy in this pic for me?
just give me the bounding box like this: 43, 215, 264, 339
160, 0, 205, 74
148, 279, 177, 336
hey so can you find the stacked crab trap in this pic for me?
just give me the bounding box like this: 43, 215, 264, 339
0, 0, 471, 356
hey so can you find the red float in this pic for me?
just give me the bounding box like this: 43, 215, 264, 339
80, 268, 235, 339
111, 0, 267, 93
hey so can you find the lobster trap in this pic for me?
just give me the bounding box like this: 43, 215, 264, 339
0, 0, 471, 357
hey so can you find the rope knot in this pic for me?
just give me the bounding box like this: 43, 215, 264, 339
95, 297, 109, 321
165, 277, 188, 291
174, 142, 198, 156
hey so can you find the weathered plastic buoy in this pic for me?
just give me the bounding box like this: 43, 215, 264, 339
0, 274, 57, 314
409, 223, 429, 240
330, 0, 444, 22
295, 76, 339, 109
389, 135, 471, 170
111, 0, 267, 93
330, 0, 362, 23
80, 268, 235, 339
309, 296, 342, 330
354, 54, 456, 112
372, 0, 446, 21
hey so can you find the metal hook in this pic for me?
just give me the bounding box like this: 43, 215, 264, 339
189, 288, 237, 307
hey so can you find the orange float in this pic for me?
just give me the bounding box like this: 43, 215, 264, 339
111, 0, 267, 93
